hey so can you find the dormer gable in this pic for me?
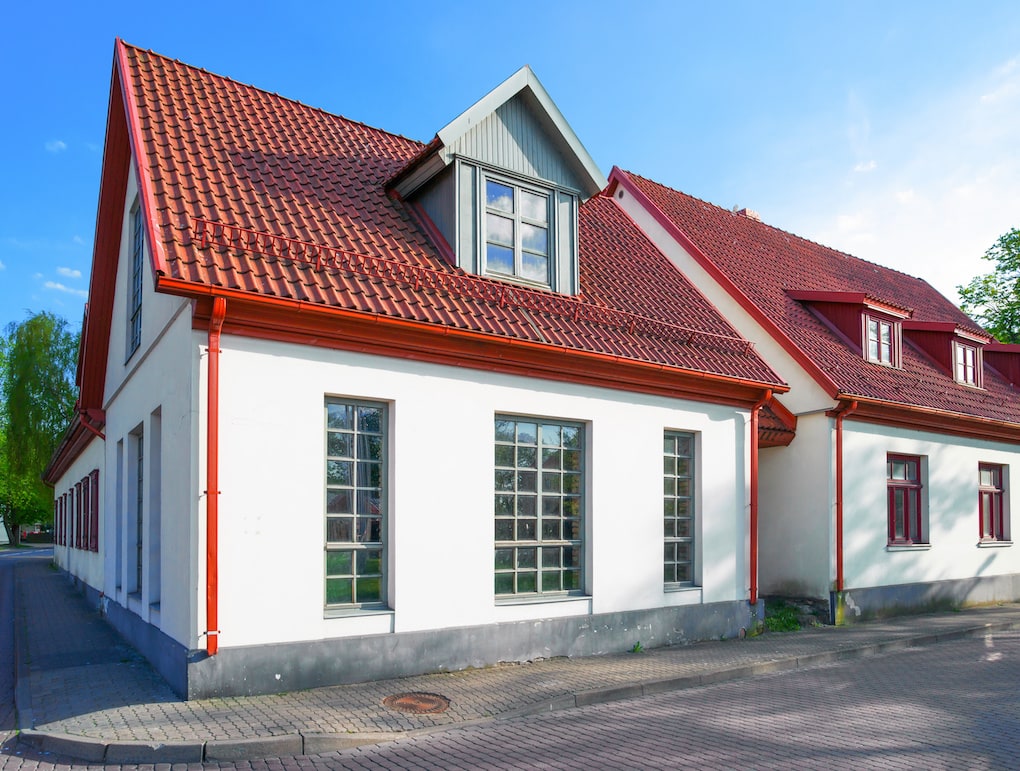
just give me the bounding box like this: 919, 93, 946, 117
985, 343, 1020, 387
901, 321, 994, 387
787, 290, 912, 368
389, 67, 606, 296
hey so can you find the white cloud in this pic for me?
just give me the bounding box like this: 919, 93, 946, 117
45, 140, 68, 153
57, 266, 82, 279
853, 160, 877, 173
43, 281, 88, 298
72, 235, 86, 245
773, 56, 1020, 305
32, 272, 43, 279
0, 259, 5, 271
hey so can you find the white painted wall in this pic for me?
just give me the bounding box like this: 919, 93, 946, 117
843, 421, 1020, 590
51, 436, 105, 589
757, 413, 835, 598
98, 156, 197, 648
211, 334, 753, 648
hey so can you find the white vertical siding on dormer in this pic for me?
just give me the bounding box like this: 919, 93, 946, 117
448, 93, 586, 193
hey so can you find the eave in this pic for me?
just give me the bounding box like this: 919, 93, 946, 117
836, 394, 1020, 446
158, 276, 787, 410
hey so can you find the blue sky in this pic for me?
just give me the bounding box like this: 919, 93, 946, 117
2, 1, 1018, 335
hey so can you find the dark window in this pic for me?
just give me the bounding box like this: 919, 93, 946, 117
888, 454, 924, 544
979, 463, 1007, 541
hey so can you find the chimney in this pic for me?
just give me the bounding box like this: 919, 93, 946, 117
735, 207, 761, 222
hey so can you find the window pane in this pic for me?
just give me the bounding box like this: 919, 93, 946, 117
517, 423, 538, 444
494, 419, 515, 442
517, 572, 537, 593
326, 490, 351, 514
495, 519, 514, 540
495, 574, 514, 594
357, 434, 382, 461
487, 244, 514, 276
495, 548, 514, 570
541, 425, 561, 446
327, 432, 353, 458
520, 190, 547, 222
357, 577, 381, 603
326, 578, 353, 604
327, 460, 353, 486
357, 549, 383, 575
326, 517, 352, 542
486, 213, 514, 246
517, 446, 537, 468
357, 407, 382, 433
521, 223, 548, 254
325, 551, 352, 576
327, 404, 354, 429
486, 181, 514, 212
495, 444, 514, 467
519, 247, 547, 281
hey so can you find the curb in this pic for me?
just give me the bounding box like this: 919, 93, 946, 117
14, 617, 1020, 763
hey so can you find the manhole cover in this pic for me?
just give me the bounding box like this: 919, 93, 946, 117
382, 692, 450, 714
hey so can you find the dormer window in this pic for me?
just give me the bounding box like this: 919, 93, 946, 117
865, 315, 900, 367
485, 178, 551, 285
954, 341, 980, 386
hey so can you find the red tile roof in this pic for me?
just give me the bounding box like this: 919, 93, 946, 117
118, 43, 782, 390
621, 170, 1020, 427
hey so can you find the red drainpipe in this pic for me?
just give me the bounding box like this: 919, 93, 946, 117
749, 389, 772, 605
833, 399, 858, 592
206, 297, 226, 655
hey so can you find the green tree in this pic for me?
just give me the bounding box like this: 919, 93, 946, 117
0, 312, 79, 545
958, 228, 1020, 343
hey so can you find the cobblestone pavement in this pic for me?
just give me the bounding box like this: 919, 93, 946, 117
6, 548, 1020, 765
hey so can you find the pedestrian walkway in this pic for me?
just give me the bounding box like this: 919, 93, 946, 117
10, 550, 1020, 764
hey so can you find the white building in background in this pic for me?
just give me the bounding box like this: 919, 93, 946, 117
611, 168, 1020, 622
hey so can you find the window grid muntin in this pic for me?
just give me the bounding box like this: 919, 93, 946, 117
979, 463, 1007, 541
484, 176, 551, 286
128, 204, 144, 357
325, 399, 386, 608
494, 416, 582, 597
664, 431, 696, 585
887, 454, 924, 544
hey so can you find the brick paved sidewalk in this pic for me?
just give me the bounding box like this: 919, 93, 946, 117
12, 551, 1020, 763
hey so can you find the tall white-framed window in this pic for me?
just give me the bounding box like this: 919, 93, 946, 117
483, 176, 551, 286
865, 315, 899, 367
664, 431, 697, 587
324, 398, 388, 610
954, 341, 980, 386
127, 202, 144, 359
494, 416, 584, 598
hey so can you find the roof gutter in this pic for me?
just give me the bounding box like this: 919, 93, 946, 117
205, 296, 226, 656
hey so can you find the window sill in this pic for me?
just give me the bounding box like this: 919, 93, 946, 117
886, 543, 931, 552
496, 593, 589, 607
977, 539, 1012, 548
664, 583, 701, 594
324, 606, 393, 620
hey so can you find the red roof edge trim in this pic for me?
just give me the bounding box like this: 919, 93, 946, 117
189, 217, 762, 359
767, 395, 798, 433
787, 290, 913, 319
116, 39, 168, 279
165, 279, 787, 408
385, 135, 443, 191
902, 319, 993, 343
842, 395, 1020, 446
608, 168, 840, 398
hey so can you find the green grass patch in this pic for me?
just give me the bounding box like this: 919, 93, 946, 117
764, 601, 801, 632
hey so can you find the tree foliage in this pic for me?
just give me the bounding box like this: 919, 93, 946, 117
958, 228, 1020, 344
0, 312, 79, 544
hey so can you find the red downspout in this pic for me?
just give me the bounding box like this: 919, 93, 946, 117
749, 389, 772, 605
206, 297, 226, 655
833, 399, 858, 592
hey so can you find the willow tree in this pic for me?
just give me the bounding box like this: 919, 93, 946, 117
0, 312, 79, 545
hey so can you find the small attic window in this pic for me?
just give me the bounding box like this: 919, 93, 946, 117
865, 315, 900, 367
484, 177, 551, 286
954, 341, 981, 386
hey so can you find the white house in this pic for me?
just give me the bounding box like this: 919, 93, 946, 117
45, 42, 788, 698
610, 168, 1020, 623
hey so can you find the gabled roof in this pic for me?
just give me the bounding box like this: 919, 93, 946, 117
612, 168, 1020, 436
72, 41, 783, 420
389, 66, 606, 199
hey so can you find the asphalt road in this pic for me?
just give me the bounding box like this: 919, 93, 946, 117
0, 546, 1017, 769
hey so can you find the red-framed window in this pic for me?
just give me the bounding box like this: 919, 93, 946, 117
888, 454, 925, 544
75, 482, 83, 549
89, 469, 100, 552
979, 463, 1007, 541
